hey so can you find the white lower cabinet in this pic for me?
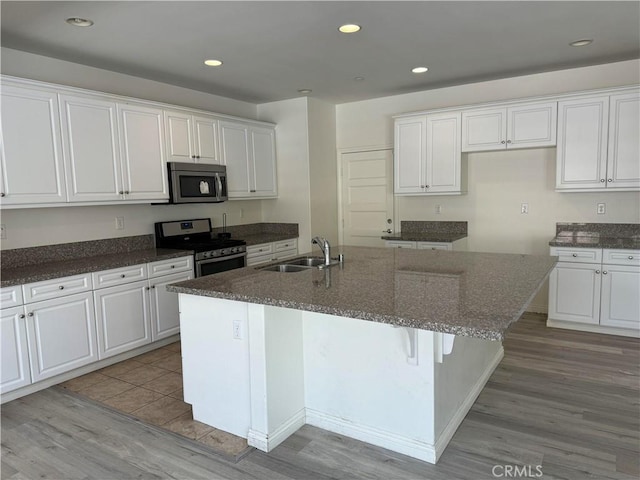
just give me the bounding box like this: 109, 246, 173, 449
1, 306, 31, 393
385, 240, 466, 251
548, 247, 639, 335
94, 280, 151, 360
246, 238, 298, 266
25, 292, 98, 382
149, 270, 192, 341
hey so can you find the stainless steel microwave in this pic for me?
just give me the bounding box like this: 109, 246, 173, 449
167, 162, 228, 204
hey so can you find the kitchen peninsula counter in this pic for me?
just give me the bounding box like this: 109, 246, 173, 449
168, 246, 556, 341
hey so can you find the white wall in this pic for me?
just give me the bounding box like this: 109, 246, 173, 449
308, 98, 339, 245
0, 47, 263, 249
335, 60, 640, 312
258, 98, 313, 250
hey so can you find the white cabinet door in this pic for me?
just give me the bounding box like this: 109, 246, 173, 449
385, 241, 416, 249
461, 108, 506, 152
1, 306, 31, 393
507, 102, 557, 149
149, 270, 192, 341
607, 92, 640, 189
394, 116, 426, 194
600, 265, 640, 330
250, 126, 277, 196
548, 263, 601, 325
0, 84, 67, 204
164, 110, 194, 163
426, 112, 461, 193
25, 292, 98, 382
220, 121, 251, 197
94, 280, 151, 359
556, 96, 609, 190
59, 94, 122, 202
193, 115, 220, 164
417, 242, 452, 251
118, 103, 168, 201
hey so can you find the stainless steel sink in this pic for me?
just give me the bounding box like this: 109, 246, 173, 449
260, 264, 312, 273
285, 256, 327, 267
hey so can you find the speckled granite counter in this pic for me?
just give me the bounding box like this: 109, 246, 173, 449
167, 246, 556, 341
211, 222, 298, 246
1, 234, 193, 287
382, 221, 468, 242
549, 222, 640, 250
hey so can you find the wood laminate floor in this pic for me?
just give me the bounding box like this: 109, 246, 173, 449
2, 313, 639, 480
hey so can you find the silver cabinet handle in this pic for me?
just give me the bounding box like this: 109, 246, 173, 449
119, 190, 124, 194
607, 179, 612, 183
152, 285, 156, 289
603, 271, 608, 275
196, 155, 200, 159
191, 155, 196, 159
501, 140, 506, 144
121, 274, 126, 278
0, 192, 5, 197
629, 256, 634, 260
59, 286, 64, 290
572, 253, 578, 257
171, 265, 175, 268
19, 314, 25, 319
383, 229, 392, 234
507, 140, 512, 144
27, 312, 33, 317
600, 179, 605, 183
250, 189, 256, 193
125, 190, 130, 194
146, 286, 150, 290
425, 185, 429, 188
595, 270, 600, 274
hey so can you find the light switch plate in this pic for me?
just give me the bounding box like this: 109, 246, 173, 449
0, 224, 6, 239
597, 203, 606, 215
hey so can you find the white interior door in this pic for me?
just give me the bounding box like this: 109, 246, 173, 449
341, 149, 394, 247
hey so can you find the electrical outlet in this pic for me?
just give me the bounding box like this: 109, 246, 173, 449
0, 224, 6, 240
115, 216, 125, 230
597, 203, 606, 215
239, 208, 244, 219
233, 320, 242, 339
435, 204, 442, 214
521, 203, 529, 214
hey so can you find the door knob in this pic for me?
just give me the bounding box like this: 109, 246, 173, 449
383, 229, 392, 234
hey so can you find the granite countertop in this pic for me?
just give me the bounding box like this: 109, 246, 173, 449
167, 246, 557, 341
1, 248, 193, 287
549, 223, 640, 250
382, 232, 468, 242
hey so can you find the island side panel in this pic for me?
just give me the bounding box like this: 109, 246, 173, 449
247, 305, 306, 451
179, 295, 252, 437
433, 334, 503, 460
302, 311, 439, 463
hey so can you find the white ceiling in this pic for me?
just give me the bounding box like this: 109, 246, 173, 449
1, 1, 639, 104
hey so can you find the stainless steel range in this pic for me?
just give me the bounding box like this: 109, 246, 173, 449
154, 218, 246, 277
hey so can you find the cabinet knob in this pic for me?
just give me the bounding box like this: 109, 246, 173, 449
501, 140, 506, 144
19, 314, 25, 319
191, 155, 196, 159
196, 155, 200, 159
603, 271, 608, 275
125, 190, 130, 194
121, 274, 126, 278
382, 229, 392, 234
151, 285, 156, 289
146, 286, 150, 290
250, 189, 256, 193
59, 286, 64, 290
572, 253, 578, 257
629, 256, 634, 260
27, 312, 33, 317
595, 270, 600, 274
420, 185, 425, 189
0, 192, 5, 197
425, 185, 429, 188
600, 179, 605, 183
607, 179, 612, 183
119, 190, 124, 195
507, 140, 512, 144
171, 265, 175, 268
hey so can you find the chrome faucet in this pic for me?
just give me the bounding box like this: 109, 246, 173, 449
312, 236, 331, 265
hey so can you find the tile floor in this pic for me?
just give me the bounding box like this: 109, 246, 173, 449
60, 342, 249, 459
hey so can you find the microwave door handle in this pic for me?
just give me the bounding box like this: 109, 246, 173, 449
215, 173, 222, 201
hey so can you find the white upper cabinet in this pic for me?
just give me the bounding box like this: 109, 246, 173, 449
164, 110, 220, 164
556, 89, 639, 191
0, 84, 67, 205
607, 92, 640, 189
220, 120, 277, 198
59, 94, 123, 202
461, 101, 557, 152
394, 113, 463, 195
118, 103, 169, 201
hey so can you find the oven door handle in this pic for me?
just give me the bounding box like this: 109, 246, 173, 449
198, 252, 247, 264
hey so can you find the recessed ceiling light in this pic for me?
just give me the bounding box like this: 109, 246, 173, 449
570, 39, 593, 47
411, 67, 429, 73
65, 17, 94, 27
354, 77, 365, 81
204, 59, 223, 67
338, 24, 361, 34
297, 89, 312, 94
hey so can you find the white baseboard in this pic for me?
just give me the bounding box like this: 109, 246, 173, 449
306, 408, 438, 464
434, 346, 504, 461
247, 408, 306, 452
547, 319, 639, 338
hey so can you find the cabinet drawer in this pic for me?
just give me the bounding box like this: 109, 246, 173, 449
550, 247, 602, 264
247, 243, 273, 258
385, 241, 416, 249
247, 253, 274, 266
148, 256, 194, 278
23, 273, 92, 304
274, 238, 297, 252
603, 249, 640, 266
1, 285, 24, 308
417, 242, 452, 251
92, 264, 148, 289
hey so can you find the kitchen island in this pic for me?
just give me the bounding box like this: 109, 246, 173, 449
167, 246, 557, 463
